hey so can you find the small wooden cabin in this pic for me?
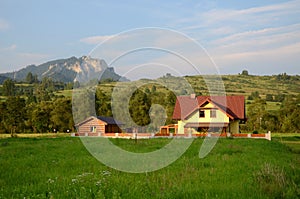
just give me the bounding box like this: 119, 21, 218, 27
75, 116, 122, 135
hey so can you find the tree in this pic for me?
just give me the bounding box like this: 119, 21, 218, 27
25, 72, 34, 84
129, 89, 151, 126
2, 79, 15, 96
241, 70, 249, 76
72, 88, 95, 124
248, 91, 260, 100
34, 78, 54, 102
265, 94, 274, 102
25, 89, 37, 104
95, 89, 112, 116
165, 91, 177, 124
151, 85, 157, 93
279, 95, 300, 133
2, 97, 26, 135
144, 87, 150, 94
50, 98, 74, 132
0, 102, 7, 133
31, 102, 53, 133
25, 72, 39, 84
261, 113, 279, 132
274, 93, 285, 102
246, 98, 267, 132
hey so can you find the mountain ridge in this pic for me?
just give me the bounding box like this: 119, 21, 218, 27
0, 56, 125, 83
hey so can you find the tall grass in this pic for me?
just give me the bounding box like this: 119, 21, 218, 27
0, 137, 299, 198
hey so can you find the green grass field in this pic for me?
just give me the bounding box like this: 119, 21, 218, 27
0, 137, 299, 198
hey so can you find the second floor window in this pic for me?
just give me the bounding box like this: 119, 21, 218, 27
199, 110, 205, 118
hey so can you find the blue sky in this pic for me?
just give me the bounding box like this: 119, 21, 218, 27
0, 0, 299, 76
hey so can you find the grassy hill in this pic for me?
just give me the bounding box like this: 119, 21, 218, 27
92, 74, 299, 98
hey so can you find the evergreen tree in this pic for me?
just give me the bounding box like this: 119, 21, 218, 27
151, 85, 157, 93
2, 79, 15, 96
31, 101, 53, 133
50, 98, 74, 132
3, 97, 26, 134
95, 89, 112, 116
25, 72, 34, 84
129, 89, 151, 126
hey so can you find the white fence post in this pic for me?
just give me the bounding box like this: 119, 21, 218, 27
266, 131, 271, 141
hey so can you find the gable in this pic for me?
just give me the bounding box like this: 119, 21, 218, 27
184, 104, 230, 123
75, 116, 107, 127
172, 95, 245, 120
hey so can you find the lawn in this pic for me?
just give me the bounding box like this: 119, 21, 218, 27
0, 137, 299, 198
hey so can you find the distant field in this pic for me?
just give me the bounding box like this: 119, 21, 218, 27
272, 133, 300, 153
54, 89, 73, 98
0, 137, 299, 198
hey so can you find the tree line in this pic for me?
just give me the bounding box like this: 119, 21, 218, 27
244, 93, 300, 133
0, 73, 299, 134
0, 77, 74, 134
0, 76, 177, 134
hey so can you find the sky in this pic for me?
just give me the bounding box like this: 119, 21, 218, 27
0, 0, 299, 77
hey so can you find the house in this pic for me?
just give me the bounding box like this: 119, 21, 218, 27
75, 116, 123, 135
171, 95, 246, 134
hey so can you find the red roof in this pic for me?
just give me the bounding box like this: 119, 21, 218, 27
172, 95, 245, 120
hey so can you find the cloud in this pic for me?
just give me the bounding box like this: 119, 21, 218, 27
238, 0, 300, 15
80, 35, 115, 45
214, 42, 300, 74
177, 0, 300, 37
211, 23, 300, 52
0, 44, 17, 51
172, 1, 300, 74
201, 0, 300, 26
0, 18, 10, 31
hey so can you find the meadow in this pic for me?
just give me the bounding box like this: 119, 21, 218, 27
0, 136, 299, 198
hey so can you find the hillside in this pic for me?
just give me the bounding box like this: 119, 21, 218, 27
95, 73, 300, 101
0, 75, 7, 84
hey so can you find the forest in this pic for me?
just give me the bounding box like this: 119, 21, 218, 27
0, 72, 299, 135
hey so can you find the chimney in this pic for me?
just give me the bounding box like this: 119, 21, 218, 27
190, 93, 196, 99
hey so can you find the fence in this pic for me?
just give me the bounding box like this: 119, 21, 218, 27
71, 131, 271, 140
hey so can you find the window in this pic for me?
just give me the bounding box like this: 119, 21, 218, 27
199, 110, 205, 118
210, 109, 216, 118
90, 126, 96, 132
